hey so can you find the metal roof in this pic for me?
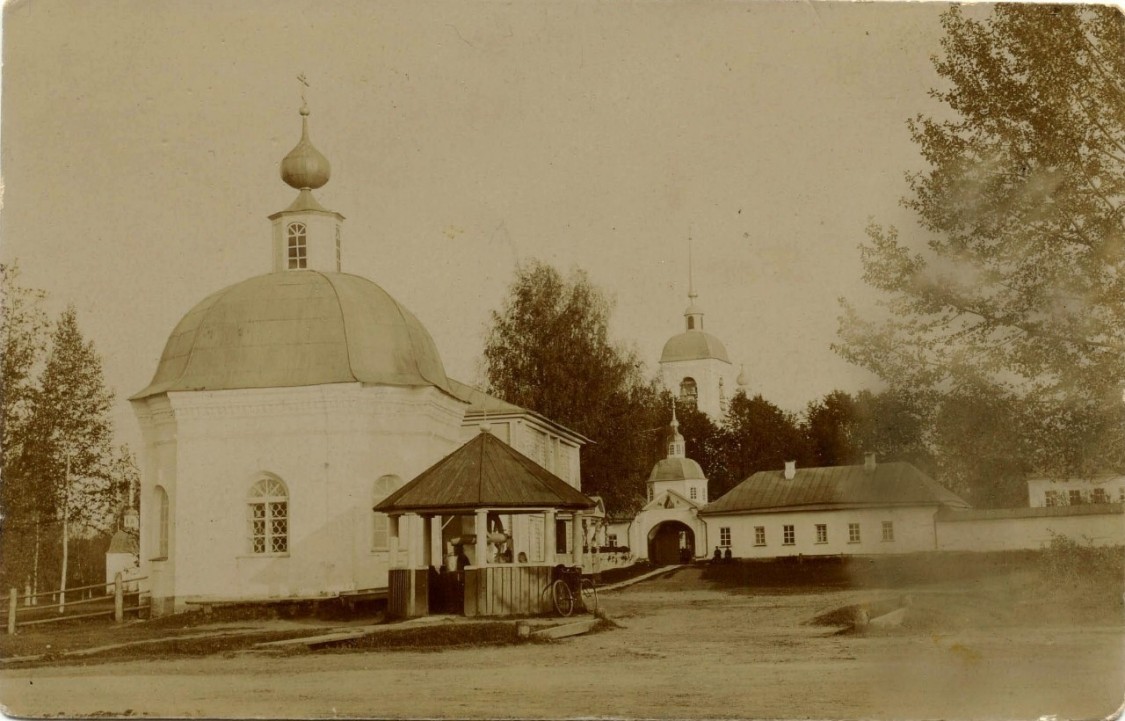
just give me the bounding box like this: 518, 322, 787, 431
107, 529, 139, 555
659, 330, 731, 364
445, 378, 593, 446
649, 457, 706, 483
374, 429, 596, 514
701, 462, 970, 515
131, 271, 454, 400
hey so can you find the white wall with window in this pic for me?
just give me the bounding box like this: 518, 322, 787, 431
132, 382, 466, 614
1027, 475, 1125, 508
701, 506, 940, 558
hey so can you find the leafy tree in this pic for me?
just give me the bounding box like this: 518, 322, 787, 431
804, 389, 934, 472
836, 5, 1125, 478
0, 263, 50, 590
19, 306, 116, 595
484, 260, 659, 514
930, 380, 1030, 507
714, 392, 808, 498
803, 390, 858, 467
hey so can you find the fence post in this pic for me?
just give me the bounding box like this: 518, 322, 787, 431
114, 573, 124, 623
8, 589, 17, 635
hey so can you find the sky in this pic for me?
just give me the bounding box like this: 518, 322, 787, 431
1, 0, 976, 450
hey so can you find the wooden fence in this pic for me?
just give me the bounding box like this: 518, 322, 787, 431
3, 573, 150, 634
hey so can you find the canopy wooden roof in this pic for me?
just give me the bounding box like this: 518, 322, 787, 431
374, 429, 596, 514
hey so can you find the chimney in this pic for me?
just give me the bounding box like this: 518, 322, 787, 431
865, 452, 876, 471
784, 460, 796, 480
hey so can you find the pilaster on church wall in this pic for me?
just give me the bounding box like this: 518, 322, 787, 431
130, 395, 180, 605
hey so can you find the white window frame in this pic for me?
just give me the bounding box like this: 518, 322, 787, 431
690, 487, 698, 501
754, 526, 766, 546
719, 527, 731, 547
1045, 490, 1060, 507
815, 524, 827, 544
848, 523, 861, 544
782, 525, 795, 546
248, 476, 289, 555
1068, 489, 1083, 506
287, 222, 307, 269
881, 521, 894, 542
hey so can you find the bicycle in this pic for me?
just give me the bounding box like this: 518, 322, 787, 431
549, 564, 598, 617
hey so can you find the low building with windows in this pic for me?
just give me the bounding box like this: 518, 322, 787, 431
1027, 474, 1125, 508
699, 455, 971, 558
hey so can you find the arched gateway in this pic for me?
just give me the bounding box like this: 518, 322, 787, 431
648, 520, 695, 565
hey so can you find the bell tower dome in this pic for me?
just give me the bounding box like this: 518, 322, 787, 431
268, 84, 346, 273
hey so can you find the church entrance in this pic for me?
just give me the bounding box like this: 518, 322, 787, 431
648, 521, 695, 566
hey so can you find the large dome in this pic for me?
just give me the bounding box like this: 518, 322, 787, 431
659, 330, 731, 364
132, 271, 452, 400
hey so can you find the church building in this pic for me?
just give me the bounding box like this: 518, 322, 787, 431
129, 100, 586, 615
658, 255, 745, 422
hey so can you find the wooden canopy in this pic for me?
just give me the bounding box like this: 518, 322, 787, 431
374, 428, 596, 514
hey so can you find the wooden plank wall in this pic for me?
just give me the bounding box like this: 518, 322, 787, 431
464, 565, 553, 617
388, 569, 429, 619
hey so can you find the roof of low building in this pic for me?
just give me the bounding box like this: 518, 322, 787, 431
660, 330, 731, 364
445, 378, 593, 445
701, 461, 970, 515
132, 271, 454, 400
374, 429, 596, 513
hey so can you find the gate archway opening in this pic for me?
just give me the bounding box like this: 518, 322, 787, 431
648, 521, 695, 566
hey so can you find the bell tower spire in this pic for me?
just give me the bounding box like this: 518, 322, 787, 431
268, 75, 346, 273
684, 234, 704, 331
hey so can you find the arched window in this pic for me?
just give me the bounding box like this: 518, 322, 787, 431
154, 486, 169, 559
286, 222, 307, 269
679, 377, 698, 405
248, 476, 288, 554
687, 316, 696, 330
372, 475, 402, 550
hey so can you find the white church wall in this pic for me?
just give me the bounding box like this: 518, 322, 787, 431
135, 383, 465, 612
703, 506, 939, 558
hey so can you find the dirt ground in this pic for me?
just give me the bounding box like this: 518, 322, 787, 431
2, 566, 1122, 719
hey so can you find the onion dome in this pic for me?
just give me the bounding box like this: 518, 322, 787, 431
131, 271, 453, 399
280, 105, 331, 190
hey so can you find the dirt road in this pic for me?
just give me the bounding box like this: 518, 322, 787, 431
2, 568, 1122, 719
